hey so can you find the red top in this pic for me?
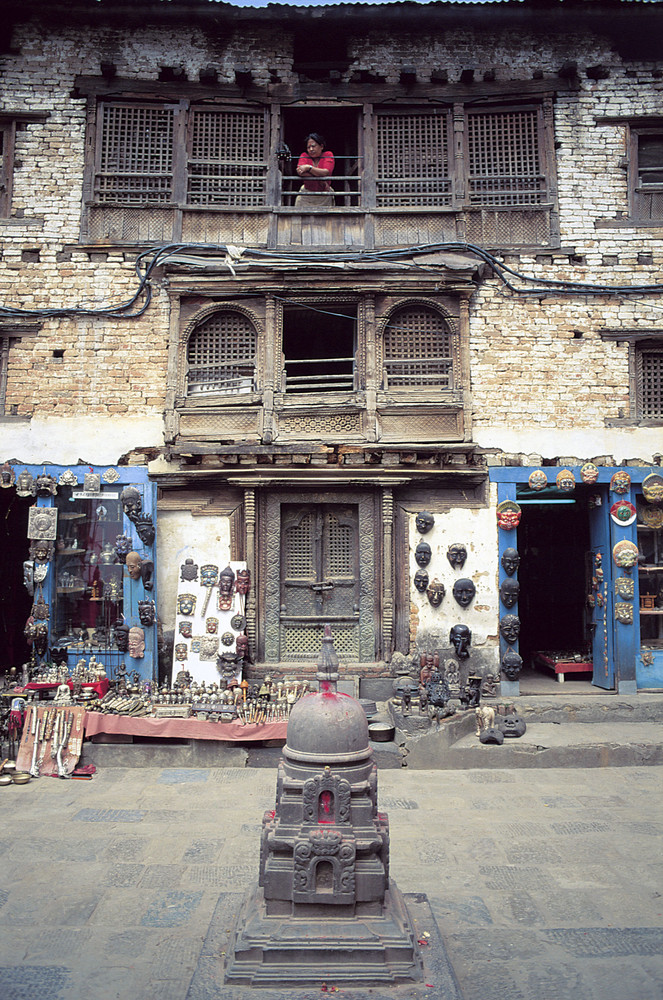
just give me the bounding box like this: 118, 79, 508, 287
297, 149, 334, 191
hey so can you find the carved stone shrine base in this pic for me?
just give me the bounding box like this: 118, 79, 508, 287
224, 880, 422, 986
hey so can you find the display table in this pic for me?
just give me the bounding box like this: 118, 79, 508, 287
83, 712, 288, 742
67, 679, 110, 698
534, 653, 593, 683
13, 679, 110, 699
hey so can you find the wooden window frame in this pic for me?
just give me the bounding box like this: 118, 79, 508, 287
635, 338, 663, 420
629, 125, 663, 222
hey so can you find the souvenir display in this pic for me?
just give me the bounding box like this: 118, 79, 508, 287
615, 602, 633, 625
610, 500, 637, 526
452, 578, 476, 608
612, 539, 639, 569
580, 462, 599, 485
15, 704, 85, 778
446, 543, 467, 569
500, 578, 520, 609
501, 547, 520, 576
496, 500, 521, 530
28, 506, 58, 540
414, 540, 432, 567
0, 463, 16, 488
610, 470, 631, 495
413, 569, 429, 593
642, 473, 663, 505
556, 469, 575, 492
528, 469, 547, 491
415, 510, 434, 534
425, 579, 445, 607
640, 505, 663, 529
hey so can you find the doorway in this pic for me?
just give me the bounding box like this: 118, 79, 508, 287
517, 493, 594, 687
0, 489, 32, 675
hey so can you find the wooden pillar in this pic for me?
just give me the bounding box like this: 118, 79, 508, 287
382, 487, 394, 659
244, 487, 257, 655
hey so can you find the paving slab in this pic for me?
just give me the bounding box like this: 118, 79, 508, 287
0, 765, 662, 1000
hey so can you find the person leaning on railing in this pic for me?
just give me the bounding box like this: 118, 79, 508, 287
295, 132, 335, 208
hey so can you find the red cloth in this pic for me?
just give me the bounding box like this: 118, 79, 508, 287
297, 149, 334, 191
83, 712, 288, 742
67, 679, 110, 698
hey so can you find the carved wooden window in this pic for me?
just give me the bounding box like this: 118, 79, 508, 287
376, 111, 451, 207
187, 109, 267, 207
466, 107, 546, 206
636, 339, 663, 418
96, 104, 175, 205
631, 128, 663, 221
186, 310, 256, 395
383, 305, 453, 388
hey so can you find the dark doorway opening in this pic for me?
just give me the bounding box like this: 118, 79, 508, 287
517, 496, 591, 674
0, 489, 32, 677
282, 302, 357, 393
280, 106, 361, 206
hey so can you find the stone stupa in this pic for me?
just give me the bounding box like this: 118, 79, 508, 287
224, 625, 423, 986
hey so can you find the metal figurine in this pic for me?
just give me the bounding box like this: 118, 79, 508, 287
501, 649, 523, 680
415, 510, 435, 534
496, 500, 521, 530
28, 507, 58, 541
426, 579, 445, 607
180, 558, 199, 582
610, 470, 631, 495
499, 614, 521, 645
83, 473, 101, 493
0, 463, 15, 488
138, 600, 156, 627
500, 578, 520, 609
446, 543, 467, 570
556, 469, 575, 492
501, 547, 520, 577
452, 578, 476, 608
413, 569, 429, 593
30, 539, 53, 562
15, 470, 36, 497
414, 540, 432, 567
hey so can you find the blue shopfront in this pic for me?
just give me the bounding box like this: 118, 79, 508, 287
490, 466, 663, 694
0, 463, 157, 685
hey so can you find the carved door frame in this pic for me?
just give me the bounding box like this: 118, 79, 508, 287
259, 489, 380, 663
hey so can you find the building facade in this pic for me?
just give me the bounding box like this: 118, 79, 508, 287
1, 0, 662, 694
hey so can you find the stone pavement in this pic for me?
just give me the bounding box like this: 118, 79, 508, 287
1, 763, 662, 1000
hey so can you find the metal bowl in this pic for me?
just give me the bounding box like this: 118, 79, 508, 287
0, 774, 13, 786
12, 771, 32, 785
368, 722, 396, 742
2, 760, 16, 773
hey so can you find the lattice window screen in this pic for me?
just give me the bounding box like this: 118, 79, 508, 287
186, 311, 256, 395
376, 113, 451, 206
383, 306, 453, 387
285, 512, 315, 577
325, 515, 353, 577
636, 341, 663, 418
467, 109, 545, 206
97, 104, 174, 204
188, 110, 266, 207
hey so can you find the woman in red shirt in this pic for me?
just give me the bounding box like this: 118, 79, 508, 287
295, 132, 335, 208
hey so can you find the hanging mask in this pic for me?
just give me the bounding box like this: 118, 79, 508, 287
180, 558, 199, 582
615, 577, 634, 600
449, 624, 471, 659
415, 510, 434, 534
15, 470, 36, 497
426, 579, 445, 607
133, 514, 155, 547
499, 614, 521, 644
35, 473, 58, 497
446, 543, 467, 570
120, 486, 142, 518
556, 469, 575, 493
138, 600, 156, 627
206, 618, 219, 634
413, 569, 429, 593
125, 551, 142, 580
114, 620, 130, 652
501, 547, 520, 577
0, 463, 15, 488
177, 593, 197, 617
610, 470, 631, 495
414, 541, 432, 567
615, 602, 633, 625
501, 650, 523, 680
580, 462, 599, 485
612, 540, 639, 569
179, 620, 193, 638
496, 501, 521, 530
128, 626, 145, 658
235, 568, 251, 595
175, 643, 188, 661
452, 578, 476, 608
500, 578, 520, 609
642, 473, 663, 505
528, 469, 547, 491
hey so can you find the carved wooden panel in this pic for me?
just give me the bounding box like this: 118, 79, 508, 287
178, 408, 261, 439
377, 408, 463, 442
277, 412, 362, 437
181, 210, 269, 245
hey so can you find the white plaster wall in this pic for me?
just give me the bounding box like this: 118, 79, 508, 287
409, 497, 499, 662
473, 425, 663, 465
156, 511, 232, 632
0, 416, 164, 466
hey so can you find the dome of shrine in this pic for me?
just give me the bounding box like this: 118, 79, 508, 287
284, 690, 371, 764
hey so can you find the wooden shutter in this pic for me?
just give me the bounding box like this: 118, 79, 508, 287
186, 311, 256, 395
633, 131, 663, 221
376, 111, 451, 207
636, 340, 663, 418
187, 109, 267, 207
466, 107, 546, 206
96, 104, 174, 204
383, 305, 453, 388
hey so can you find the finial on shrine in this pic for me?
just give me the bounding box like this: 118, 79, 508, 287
316, 623, 339, 692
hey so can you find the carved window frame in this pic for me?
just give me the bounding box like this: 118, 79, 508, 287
176, 302, 264, 406
629, 124, 663, 223
375, 297, 462, 399
635, 337, 663, 420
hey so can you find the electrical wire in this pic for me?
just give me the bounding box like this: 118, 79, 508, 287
1, 240, 662, 322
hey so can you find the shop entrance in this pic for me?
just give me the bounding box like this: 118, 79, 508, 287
0, 489, 32, 676
516, 493, 597, 686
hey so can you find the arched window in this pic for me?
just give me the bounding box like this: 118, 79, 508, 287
186, 310, 256, 395
383, 305, 453, 388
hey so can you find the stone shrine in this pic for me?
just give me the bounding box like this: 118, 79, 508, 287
224, 626, 422, 986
